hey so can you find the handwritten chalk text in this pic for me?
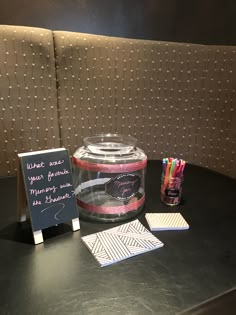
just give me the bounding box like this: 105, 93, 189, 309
29, 185, 58, 196
27, 162, 45, 170
47, 169, 69, 182
49, 160, 64, 166
33, 200, 42, 206
28, 174, 44, 185
60, 182, 73, 189
45, 193, 71, 204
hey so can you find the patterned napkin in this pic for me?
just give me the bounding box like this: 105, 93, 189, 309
81, 219, 164, 267
145, 213, 189, 231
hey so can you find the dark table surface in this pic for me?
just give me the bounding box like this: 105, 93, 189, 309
0, 160, 236, 315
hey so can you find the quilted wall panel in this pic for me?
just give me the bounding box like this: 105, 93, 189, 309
0, 25, 60, 176
54, 31, 236, 177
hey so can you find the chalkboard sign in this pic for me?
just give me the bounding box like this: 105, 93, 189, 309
17, 148, 79, 243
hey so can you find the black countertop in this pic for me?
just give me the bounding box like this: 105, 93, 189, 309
0, 161, 236, 315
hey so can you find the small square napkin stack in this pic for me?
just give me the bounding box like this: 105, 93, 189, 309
81, 219, 164, 267
145, 213, 189, 231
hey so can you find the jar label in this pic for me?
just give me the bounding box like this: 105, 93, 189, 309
165, 188, 179, 197
105, 173, 141, 200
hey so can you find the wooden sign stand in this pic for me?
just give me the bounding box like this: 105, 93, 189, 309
17, 148, 80, 245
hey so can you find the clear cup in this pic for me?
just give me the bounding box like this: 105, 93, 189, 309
161, 175, 183, 206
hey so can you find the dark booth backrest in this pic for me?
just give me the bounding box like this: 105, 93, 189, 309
53, 30, 236, 178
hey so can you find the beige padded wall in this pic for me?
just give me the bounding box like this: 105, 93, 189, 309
54, 31, 236, 178
0, 25, 60, 176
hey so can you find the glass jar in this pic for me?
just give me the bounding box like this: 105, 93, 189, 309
72, 134, 147, 222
